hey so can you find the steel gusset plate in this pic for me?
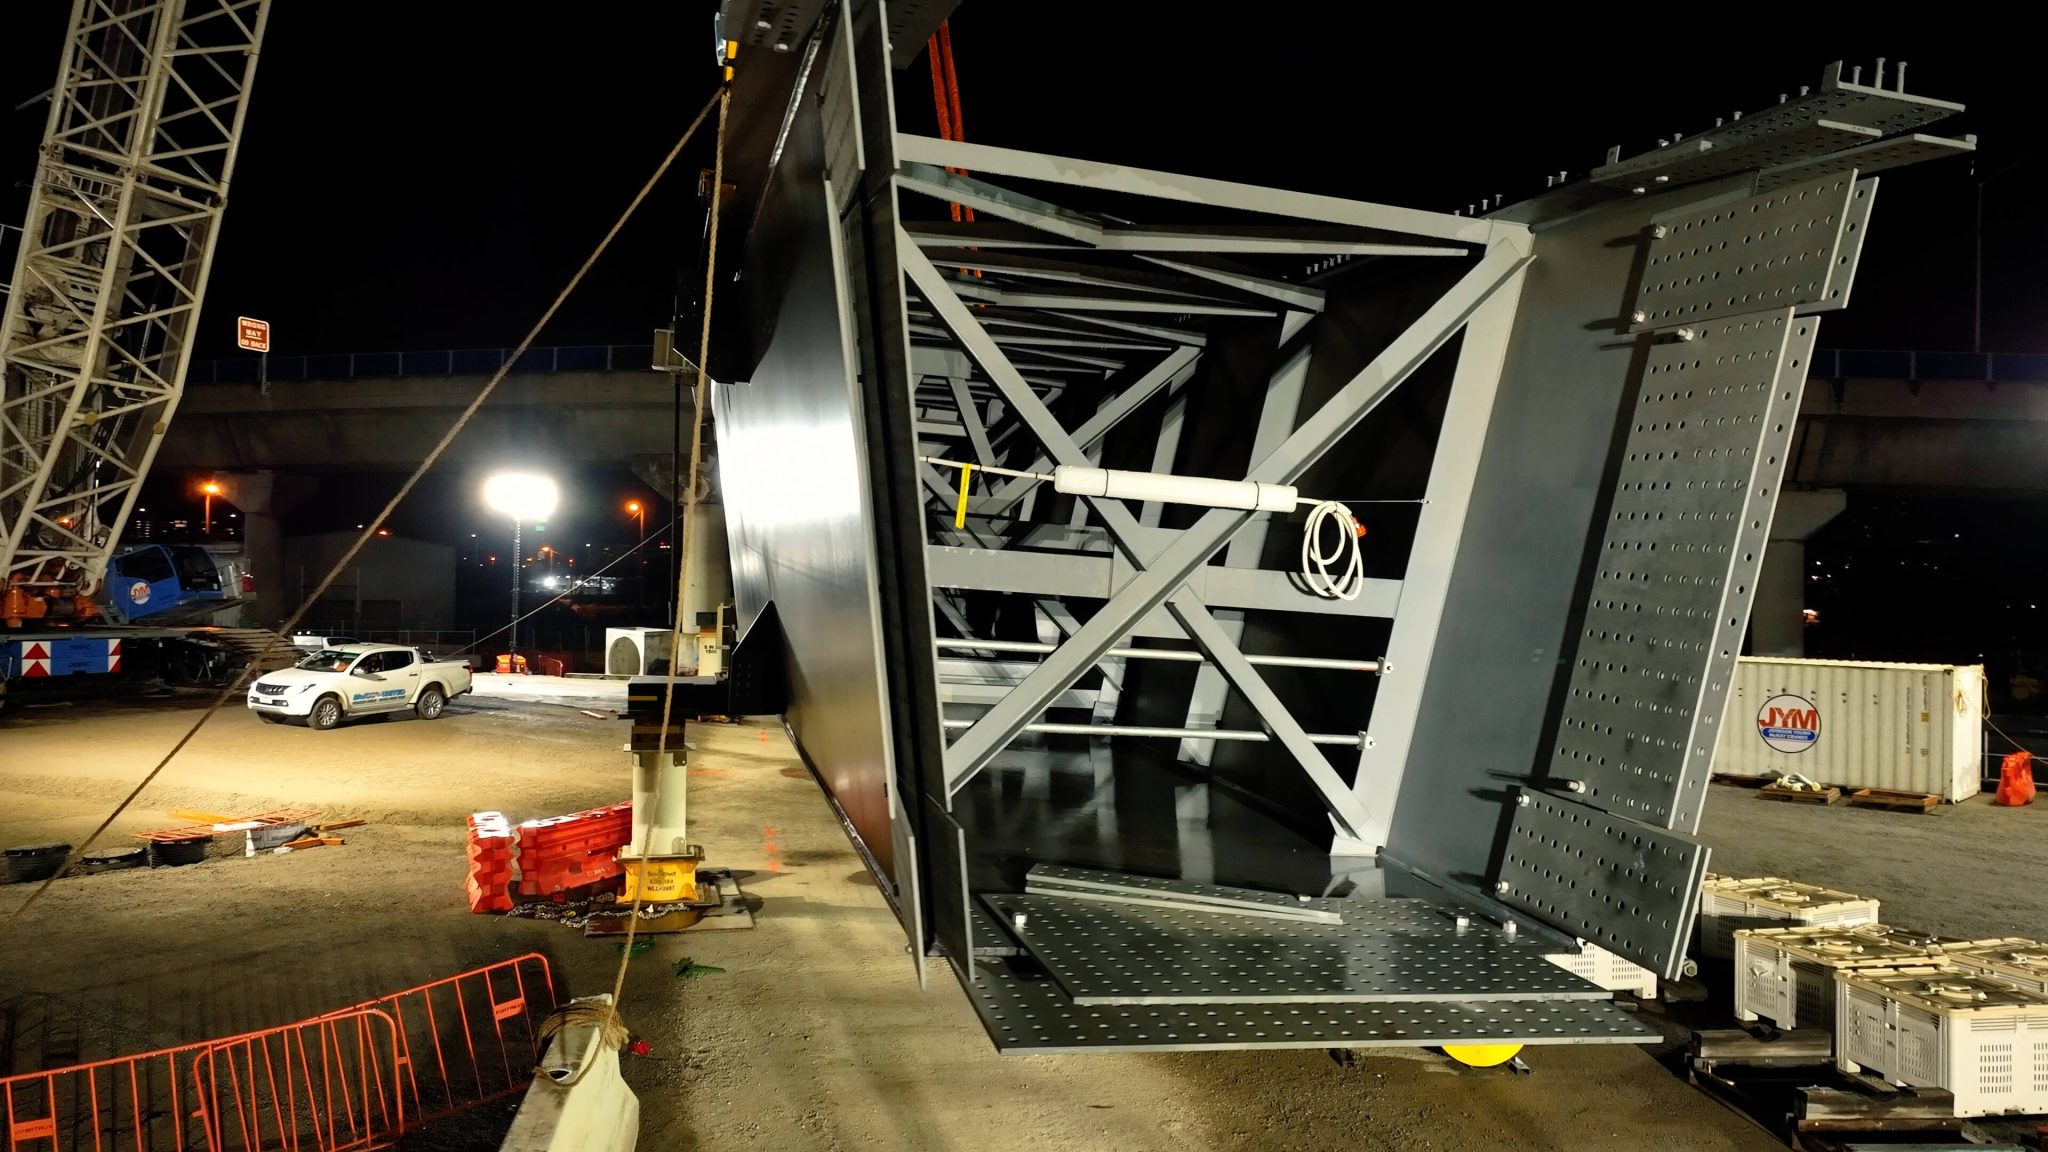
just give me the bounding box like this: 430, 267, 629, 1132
1629, 173, 1869, 331
1497, 790, 1710, 980
981, 893, 1610, 1005
961, 956, 1656, 1054
1547, 309, 1820, 832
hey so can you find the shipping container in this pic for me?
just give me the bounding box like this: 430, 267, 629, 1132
1712, 657, 1985, 802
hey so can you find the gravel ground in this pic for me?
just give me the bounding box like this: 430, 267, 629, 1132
7, 688, 2019, 1150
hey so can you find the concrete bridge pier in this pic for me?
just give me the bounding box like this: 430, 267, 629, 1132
1753, 489, 1848, 658
214, 470, 317, 627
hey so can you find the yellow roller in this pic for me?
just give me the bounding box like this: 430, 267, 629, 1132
1441, 1043, 1523, 1068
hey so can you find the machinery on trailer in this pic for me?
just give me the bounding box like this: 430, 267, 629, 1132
0, 0, 274, 707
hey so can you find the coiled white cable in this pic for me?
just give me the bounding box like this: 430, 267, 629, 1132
1301, 499, 1364, 600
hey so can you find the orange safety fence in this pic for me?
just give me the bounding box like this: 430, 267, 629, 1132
0, 953, 556, 1152
333, 953, 553, 1128
192, 1010, 403, 1152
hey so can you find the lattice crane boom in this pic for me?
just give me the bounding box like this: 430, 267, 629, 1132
0, 0, 270, 623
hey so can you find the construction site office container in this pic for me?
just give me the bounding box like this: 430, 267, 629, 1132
1712, 657, 1985, 802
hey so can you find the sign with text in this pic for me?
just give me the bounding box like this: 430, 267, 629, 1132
236, 315, 270, 352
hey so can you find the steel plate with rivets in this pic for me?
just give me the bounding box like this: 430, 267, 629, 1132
1546, 309, 1819, 833
980, 892, 1610, 1005
960, 957, 1657, 1054
1497, 790, 1710, 981
1631, 174, 1860, 331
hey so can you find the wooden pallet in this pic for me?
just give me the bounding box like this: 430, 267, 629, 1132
1845, 788, 1941, 813
1760, 783, 1842, 805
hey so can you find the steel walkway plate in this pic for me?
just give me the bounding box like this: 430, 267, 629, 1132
960, 956, 1657, 1053
1025, 863, 1343, 924
981, 892, 1611, 1005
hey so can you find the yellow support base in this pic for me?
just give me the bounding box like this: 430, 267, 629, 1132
620, 854, 701, 904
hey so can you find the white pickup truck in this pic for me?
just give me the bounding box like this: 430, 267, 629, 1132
246, 642, 472, 730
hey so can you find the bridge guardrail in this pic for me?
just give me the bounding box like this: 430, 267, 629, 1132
188, 344, 657, 384
1809, 349, 2048, 383
188, 344, 2048, 386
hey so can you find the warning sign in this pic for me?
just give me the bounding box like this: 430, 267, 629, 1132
236, 316, 270, 352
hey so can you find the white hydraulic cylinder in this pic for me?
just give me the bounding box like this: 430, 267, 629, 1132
1050, 466, 1297, 513
624, 749, 689, 858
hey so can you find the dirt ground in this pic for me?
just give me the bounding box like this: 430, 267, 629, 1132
2, 686, 2034, 1151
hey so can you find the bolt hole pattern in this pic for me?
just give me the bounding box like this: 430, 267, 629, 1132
1635, 176, 1857, 325
1498, 794, 1706, 976
1550, 313, 1817, 829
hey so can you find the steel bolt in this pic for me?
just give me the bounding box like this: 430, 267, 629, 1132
1503, 920, 1519, 938
1631, 186, 1647, 196
1297, 894, 1312, 903
1651, 224, 1669, 239
1682, 958, 1700, 978
1516, 793, 1532, 808
1454, 914, 1471, 931
1631, 310, 1648, 324
1495, 879, 1512, 895
1565, 779, 1588, 794
1676, 327, 1698, 342
1012, 912, 1028, 929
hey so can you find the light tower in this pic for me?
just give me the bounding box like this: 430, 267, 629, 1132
481, 472, 558, 663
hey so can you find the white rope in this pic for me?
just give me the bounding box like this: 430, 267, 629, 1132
1300, 499, 1364, 601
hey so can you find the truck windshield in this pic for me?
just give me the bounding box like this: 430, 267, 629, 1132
295, 649, 360, 672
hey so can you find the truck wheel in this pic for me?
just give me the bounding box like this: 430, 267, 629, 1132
416, 685, 446, 720
308, 695, 343, 731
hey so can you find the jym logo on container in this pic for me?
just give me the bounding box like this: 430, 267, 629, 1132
1757, 693, 1821, 754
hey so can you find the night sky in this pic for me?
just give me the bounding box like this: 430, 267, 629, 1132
4, 6, 2046, 667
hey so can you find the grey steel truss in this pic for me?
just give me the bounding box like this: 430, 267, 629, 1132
0, 0, 270, 599
712, 0, 1972, 1047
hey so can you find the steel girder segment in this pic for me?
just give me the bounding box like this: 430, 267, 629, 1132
905, 238, 1377, 840
918, 234, 1535, 851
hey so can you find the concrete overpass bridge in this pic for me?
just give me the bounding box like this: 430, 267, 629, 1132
155, 344, 2048, 640
163, 342, 2048, 485
158, 343, 675, 471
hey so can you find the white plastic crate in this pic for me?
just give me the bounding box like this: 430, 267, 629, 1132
1945, 940, 2048, 996
1734, 925, 1947, 1033
1699, 876, 1880, 959
1544, 941, 1659, 999
1835, 964, 2048, 1117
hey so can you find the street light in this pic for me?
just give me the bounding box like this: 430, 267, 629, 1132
481, 472, 558, 662
625, 500, 645, 538
200, 480, 222, 535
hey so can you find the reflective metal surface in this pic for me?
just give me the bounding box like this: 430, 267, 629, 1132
717, 76, 897, 873
984, 892, 1609, 1005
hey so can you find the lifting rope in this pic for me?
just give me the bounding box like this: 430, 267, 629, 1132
597, 80, 733, 1051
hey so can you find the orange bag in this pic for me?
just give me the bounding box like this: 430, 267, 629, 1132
1996, 750, 2035, 807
